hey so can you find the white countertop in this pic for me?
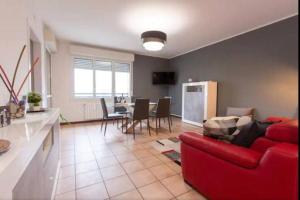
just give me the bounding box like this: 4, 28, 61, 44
0, 108, 60, 199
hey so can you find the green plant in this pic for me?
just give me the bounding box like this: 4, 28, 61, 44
27, 92, 42, 106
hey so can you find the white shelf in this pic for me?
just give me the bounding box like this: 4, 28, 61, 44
182, 81, 217, 126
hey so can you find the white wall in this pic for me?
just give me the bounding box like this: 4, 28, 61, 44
51, 41, 85, 122
51, 41, 134, 122
0, 0, 47, 107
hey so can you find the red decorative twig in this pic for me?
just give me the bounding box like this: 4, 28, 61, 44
0, 65, 19, 102
10, 45, 26, 103
16, 57, 40, 97
0, 70, 18, 103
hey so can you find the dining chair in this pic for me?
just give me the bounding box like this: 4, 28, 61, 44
100, 98, 124, 135
125, 98, 151, 139
130, 96, 141, 103
164, 96, 173, 125
151, 98, 172, 134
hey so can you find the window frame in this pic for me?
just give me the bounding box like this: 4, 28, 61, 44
72, 55, 133, 99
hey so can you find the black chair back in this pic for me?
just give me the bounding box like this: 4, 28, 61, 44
100, 98, 109, 119
156, 98, 171, 118
131, 96, 140, 103
133, 99, 149, 120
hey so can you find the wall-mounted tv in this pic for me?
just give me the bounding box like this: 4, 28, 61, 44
152, 72, 175, 85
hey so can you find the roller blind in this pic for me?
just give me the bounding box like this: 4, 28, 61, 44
73, 56, 131, 98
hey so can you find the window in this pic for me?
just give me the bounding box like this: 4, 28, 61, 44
115, 63, 130, 96
73, 57, 131, 98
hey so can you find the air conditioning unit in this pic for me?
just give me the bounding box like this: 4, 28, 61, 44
44, 26, 57, 53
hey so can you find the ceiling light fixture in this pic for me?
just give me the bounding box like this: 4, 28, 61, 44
141, 31, 167, 51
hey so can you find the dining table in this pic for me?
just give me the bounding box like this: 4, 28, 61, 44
115, 102, 157, 108
114, 102, 157, 133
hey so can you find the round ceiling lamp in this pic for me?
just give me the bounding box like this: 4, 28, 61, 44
141, 31, 167, 51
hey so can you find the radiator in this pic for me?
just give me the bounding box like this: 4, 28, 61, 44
83, 103, 102, 120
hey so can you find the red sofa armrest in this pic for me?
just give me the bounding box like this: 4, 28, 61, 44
180, 132, 263, 169
260, 143, 298, 166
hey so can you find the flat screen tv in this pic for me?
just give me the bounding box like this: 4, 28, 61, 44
152, 72, 175, 85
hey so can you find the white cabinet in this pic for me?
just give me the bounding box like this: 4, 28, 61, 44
182, 81, 217, 126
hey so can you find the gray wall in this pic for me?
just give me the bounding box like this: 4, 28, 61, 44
133, 54, 169, 101
168, 16, 298, 119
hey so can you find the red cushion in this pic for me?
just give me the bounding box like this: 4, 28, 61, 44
264, 116, 291, 123
250, 137, 279, 153
179, 132, 263, 169
266, 120, 298, 144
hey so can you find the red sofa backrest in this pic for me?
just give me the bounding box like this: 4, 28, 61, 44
264, 116, 292, 123
251, 117, 298, 153
266, 120, 298, 144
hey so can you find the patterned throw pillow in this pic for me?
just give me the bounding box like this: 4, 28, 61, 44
231, 120, 274, 147
203, 116, 252, 141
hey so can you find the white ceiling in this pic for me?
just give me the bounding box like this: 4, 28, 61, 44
34, 0, 298, 59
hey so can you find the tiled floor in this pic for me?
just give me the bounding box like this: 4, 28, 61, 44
55, 118, 206, 200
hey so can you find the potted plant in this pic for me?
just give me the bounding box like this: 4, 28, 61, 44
27, 92, 42, 111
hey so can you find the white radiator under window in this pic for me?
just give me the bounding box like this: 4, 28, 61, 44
83, 103, 103, 120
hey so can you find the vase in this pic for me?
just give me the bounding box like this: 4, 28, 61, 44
0, 106, 11, 127
8, 102, 25, 119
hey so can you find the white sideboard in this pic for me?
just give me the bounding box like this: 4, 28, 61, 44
182, 81, 217, 126
0, 109, 60, 200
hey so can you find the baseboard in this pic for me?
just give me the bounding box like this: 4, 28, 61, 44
60, 118, 115, 125
171, 114, 182, 118
61, 114, 181, 125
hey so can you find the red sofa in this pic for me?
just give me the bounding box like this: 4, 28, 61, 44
179, 117, 298, 200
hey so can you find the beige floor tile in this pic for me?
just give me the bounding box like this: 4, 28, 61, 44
75, 151, 94, 157
111, 189, 143, 200
92, 143, 109, 149
97, 156, 119, 168
75, 152, 95, 163
115, 153, 138, 163
161, 175, 191, 196
176, 190, 207, 200
149, 164, 176, 180
148, 148, 161, 155
166, 162, 182, 173
122, 160, 145, 173
128, 169, 157, 188
75, 147, 93, 154
55, 190, 75, 200
94, 150, 114, 158
112, 148, 131, 155
140, 156, 163, 168
133, 150, 152, 159
138, 181, 173, 200
127, 144, 145, 151
59, 165, 75, 179
60, 120, 200, 199
155, 154, 173, 163
76, 182, 108, 200
61, 156, 75, 167
76, 170, 103, 189
104, 175, 135, 197
61, 150, 75, 159
76, 161, 99, 174
100, 165, 126, 180
61, 144, 74, 151
56, 176, 75, 195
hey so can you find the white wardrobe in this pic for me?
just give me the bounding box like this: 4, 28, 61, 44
182, 81, 217, 126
